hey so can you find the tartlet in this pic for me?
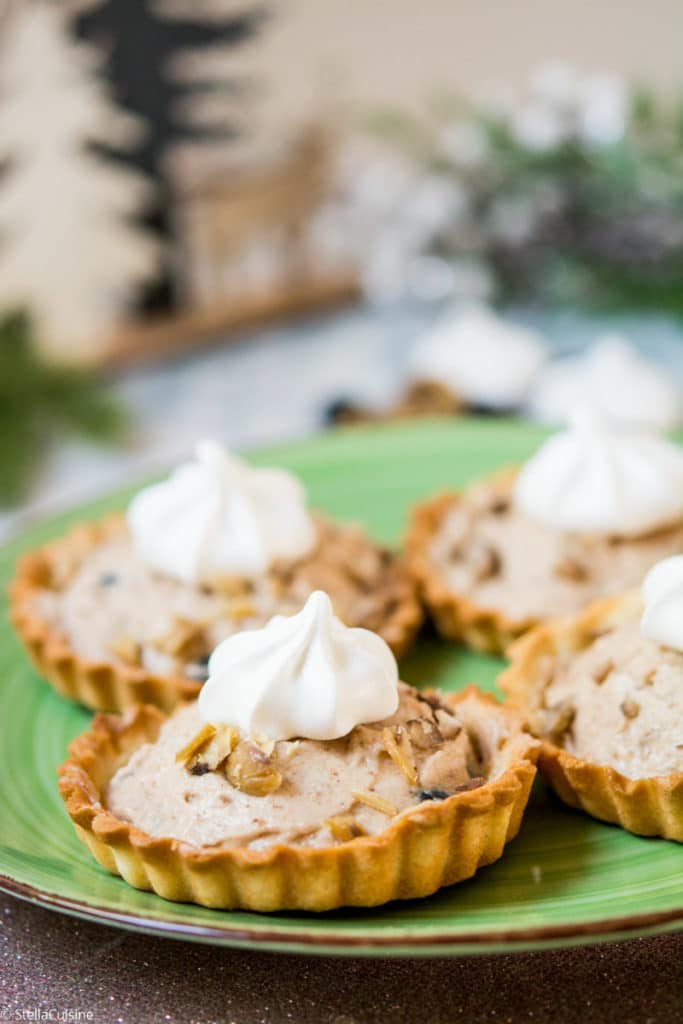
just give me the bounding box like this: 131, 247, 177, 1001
10, 513, 421, 713
58, 684, 538, 911
327, 380, 463, 427
499, 591, 683, 841
406, 469, 683, 655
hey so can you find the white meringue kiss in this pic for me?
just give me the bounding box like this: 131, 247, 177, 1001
514, 412, 683, 537
528, 335, 682, 431
641, 556, 683, 652
198, 591, 399, 741
127, 440, 316, 584
410, 305, 546, 409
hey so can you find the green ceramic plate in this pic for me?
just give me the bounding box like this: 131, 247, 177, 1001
1, 419, 681, 956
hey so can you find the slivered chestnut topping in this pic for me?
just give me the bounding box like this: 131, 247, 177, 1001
592, 658, 613, 685
108, 635, 141, 666
469, 541, 501, 583
466, 728, 484, 766
325, 815, 366, 842
381, 726, 417, 785
554, 556, 588, 582
225, 741, 282, 796
352, 791, 397, 816
489, 499, 510, 516
417, 690, 446, 713
454, 776, 485, 792
546, 702, 576, 743
620, 698, 640, 720
177, 723, 239, 774
448, 544, 465, 564
211, 576, 253, 598
154, 617, 208, 662
405, 718, 443, 750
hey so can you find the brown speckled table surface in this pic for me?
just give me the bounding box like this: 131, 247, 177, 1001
1, 894, 681, 1024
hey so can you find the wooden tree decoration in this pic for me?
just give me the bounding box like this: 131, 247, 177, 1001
74, 0, 263, 262
0, 1, 163, 363
163, 0, 268, 181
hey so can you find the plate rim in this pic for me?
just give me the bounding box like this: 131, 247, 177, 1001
2, 419, 683, 957
2, 872, 682, 955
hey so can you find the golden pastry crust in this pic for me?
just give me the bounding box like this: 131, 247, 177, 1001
10, 516, 196, 713
405, 472, 530, 656
57, 687, 538, 912
10, 513, 422, 714
499, 591, 683, 842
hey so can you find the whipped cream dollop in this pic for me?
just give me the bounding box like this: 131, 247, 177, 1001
127, 440, 317, 583
409, 305, 546, 409
514, 412, 683, 536
198, 591, 399, 741
641, 556, 683, 652
528, 335, 683, 431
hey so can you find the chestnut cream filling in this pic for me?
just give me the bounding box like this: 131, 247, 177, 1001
532, 619, 683, 779
34, 517, 408, 677
106, 685, 507, 849
430, 480, 683, 622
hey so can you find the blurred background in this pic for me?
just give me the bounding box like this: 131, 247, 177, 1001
2, 0, 683, 538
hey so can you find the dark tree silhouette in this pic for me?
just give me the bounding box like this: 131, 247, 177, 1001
74, 0, 265, 309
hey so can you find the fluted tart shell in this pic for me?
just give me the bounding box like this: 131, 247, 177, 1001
58, 687, 539, 912
499, 591, 683, 842
406, 468, 683, 657
10, 513, 422, 714
405, 471, 528, 655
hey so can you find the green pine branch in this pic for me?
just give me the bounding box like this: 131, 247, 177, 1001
364, 85, 683, 314
0, 311, 128, 505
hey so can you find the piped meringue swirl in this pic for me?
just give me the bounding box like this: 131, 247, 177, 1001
127, 440, 317, 583
528, 335, 683, 431
514, 411, 683, 537
198, 590, 400, 741
641, 556, 683, 652
410, 305, 546, 409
